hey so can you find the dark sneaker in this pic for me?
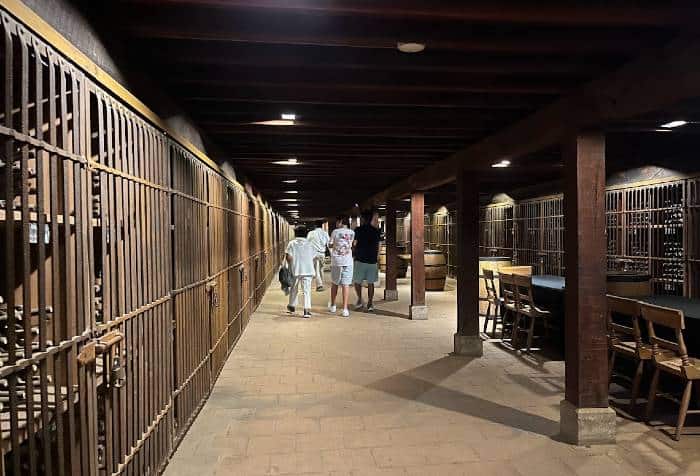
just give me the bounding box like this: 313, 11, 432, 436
316, 286, 325, 292
303, 309, 312, 318
366, 304, 375, 312
286, 305, 295, 314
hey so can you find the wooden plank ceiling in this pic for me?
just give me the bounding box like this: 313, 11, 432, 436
77, 0, 700, 220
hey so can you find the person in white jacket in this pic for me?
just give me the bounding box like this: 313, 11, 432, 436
285, 225, 316, 318
306, 220, 330, 291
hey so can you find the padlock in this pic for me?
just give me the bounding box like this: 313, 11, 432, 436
97, 444, 106, 469
111, 356, 126, 388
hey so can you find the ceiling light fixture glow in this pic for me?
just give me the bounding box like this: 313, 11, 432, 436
253, 119, 295, 126
397, 42, 425, 53
285, 190, 298, 194
272, 157, 299, 165
660, 120, 688, 129
492, 159, 511, 168
283, 179, 298, 184
281, 113, 296, 121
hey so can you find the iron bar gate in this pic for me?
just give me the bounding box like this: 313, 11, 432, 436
0, 9, 290, 476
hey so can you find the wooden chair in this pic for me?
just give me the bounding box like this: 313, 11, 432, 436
482, 269, 503, 337
499, 273, 518, 342
641, 303, 700, 441
607, 295, 649, 409
512, 274, 550, 352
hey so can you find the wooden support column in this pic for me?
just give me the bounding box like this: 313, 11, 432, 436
454, 169, 483, 356
384, 201, 399, 301
560, 132, 616, 445
410, 192, 427, 319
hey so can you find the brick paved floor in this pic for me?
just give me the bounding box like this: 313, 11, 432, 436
164, 277, 700, 475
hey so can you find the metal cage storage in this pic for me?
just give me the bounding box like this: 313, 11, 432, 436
0, 10, 290, 475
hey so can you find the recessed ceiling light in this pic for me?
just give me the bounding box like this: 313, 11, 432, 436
285, 190, 298, 194
281, 113, 296, 121
492, 159, 511, 168
397, 42, 426, 53
278, 198, 298, 202
660, 120, 687, 129
253, 119, 295, 126
272, 157, 299, 165
283, 179, 298, 184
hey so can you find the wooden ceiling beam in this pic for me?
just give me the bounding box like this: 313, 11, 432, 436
360, 34, 700, 207
129, 21, 653, 54
172, 78, 565, 95
208, 128, 481, 139
127, 1, 700, 27
143, 47, 618, 76
182, 91, 547, 109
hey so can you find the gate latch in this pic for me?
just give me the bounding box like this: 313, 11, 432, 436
207, 280, 220, 307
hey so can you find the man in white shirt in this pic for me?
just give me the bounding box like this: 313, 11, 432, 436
306, 220, 330, 292
328, 215, 355, 317
285, 225, 316, 318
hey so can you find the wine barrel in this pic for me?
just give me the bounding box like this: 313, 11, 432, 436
379, 244, 408, 278
425, 250, 447, 291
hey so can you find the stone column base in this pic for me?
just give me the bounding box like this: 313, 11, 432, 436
560, 400, 616, 445
453, 334, 483, 357
384, 289, 399, 301
410, 305, 428, 320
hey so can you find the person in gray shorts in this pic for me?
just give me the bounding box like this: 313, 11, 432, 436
352, 209, 381, 311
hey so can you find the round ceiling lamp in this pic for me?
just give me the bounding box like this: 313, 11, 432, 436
397, 42, 425, 53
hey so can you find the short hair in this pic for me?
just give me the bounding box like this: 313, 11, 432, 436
294, 225, 307, 237
314, 219, 324, 228
336, 215, 349, 226
361, 209, 374, 223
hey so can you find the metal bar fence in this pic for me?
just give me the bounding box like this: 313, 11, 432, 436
0, 11, 290, 476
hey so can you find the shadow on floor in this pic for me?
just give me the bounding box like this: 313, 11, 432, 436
362, 356, 560, 438
366, 307, 411, 320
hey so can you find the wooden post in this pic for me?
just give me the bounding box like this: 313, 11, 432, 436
384, 201, 399, 301
410, 192, 427, 319
560, 132, 616, 445
454, 169, 483, 356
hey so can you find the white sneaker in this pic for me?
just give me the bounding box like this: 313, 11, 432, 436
328, 304, 337, 313
341, 308, 350, 318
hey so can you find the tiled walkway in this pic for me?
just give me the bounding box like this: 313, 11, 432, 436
165, 278, 700, 476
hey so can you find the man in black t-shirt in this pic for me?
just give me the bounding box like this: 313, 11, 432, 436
352, 209, 382, 311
